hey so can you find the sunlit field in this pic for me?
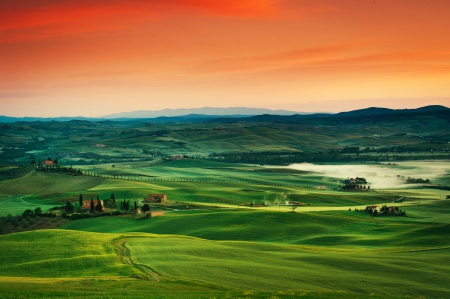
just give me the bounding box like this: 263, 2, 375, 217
1, 159, 449, 298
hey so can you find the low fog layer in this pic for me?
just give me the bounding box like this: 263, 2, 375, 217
288, 161, 449, 189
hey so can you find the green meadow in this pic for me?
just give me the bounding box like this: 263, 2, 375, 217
1, 157, 450, 297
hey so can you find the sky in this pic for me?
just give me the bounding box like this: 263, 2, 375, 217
1, 0, 450, 117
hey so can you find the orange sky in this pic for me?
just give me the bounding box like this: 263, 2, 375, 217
1, 0, 450, 117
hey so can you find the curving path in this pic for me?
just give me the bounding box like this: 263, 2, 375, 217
113, 237, 161, 282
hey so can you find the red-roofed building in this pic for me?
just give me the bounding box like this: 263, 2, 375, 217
42, 159, 54, 166
145, 194, 167, 203
82, 200, 105, 211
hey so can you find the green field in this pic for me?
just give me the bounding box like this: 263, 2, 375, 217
1, 156, 450, 297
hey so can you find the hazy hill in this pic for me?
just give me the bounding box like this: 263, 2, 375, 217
1, 105, 448, 123
336, 105, 450, 117
100, 107, 304, 118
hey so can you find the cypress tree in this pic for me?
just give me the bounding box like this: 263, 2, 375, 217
95, 200, 103, 213
90, 198, 94, 213
66, 201, 74, 213
79, 194, 83, 207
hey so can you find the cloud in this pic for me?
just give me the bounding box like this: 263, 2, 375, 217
68, 69, 146, 79
188, 45, 450, 77
0, 92, 46, 98
190, 44, 350, 74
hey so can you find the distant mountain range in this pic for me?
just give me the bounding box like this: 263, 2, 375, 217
100, 107, 305, 118
0, 105, 449, 123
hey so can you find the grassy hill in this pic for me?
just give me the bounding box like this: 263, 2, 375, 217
127, 234, 450, 297
0, 172, 105, 196
0, 227, 449, 298
0, 230, 133, 278
0, 154, 449, 297
62, 201, 450, 247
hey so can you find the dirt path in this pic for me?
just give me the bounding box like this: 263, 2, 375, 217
113, 237, 161, 282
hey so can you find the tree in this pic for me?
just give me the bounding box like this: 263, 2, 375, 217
90, 198, 94, 213
66, 201, 74, 213
22, 209, 34, 218
134, 201, 137, 211
120, 201, 123, 211
34, 207, 42, 216
109, 200, 116, 210
79, 194, 83, 207
95, 200, 103, 213
110, 193, 115, 202
142, 204, 150, 214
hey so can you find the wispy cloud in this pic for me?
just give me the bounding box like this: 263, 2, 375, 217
189, 45, 450, 76
0, 92, 47, 98
190, 44, 350, 74
68, 69, 146, 79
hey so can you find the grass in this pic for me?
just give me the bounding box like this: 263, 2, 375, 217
0, 229, 448, 298
0, 280, 409, 299
127, 234, 450, 297
0, 230, 134, 278
62, 201, 450, 248
1, 158, 450, 298
0, 172, 105, 195
0, 195, 56, 217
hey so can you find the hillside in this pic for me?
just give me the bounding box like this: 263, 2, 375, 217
1, 107, 450, 166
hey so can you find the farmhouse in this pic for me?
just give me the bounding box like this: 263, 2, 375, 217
145, 194, 167, 203
81, 200, 105, 211
42, 159, 55, 166
315, 185, 327, 190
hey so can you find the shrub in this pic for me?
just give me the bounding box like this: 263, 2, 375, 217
22, 209, 34, 218
12, 219, 19, 227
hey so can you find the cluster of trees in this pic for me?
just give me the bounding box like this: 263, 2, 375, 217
118, 200, 150, 214
0, 207, 59, 234
341, 184, 370, 191
363, 205, 406, 217
120, 200, 134, 212
212, 150, 450, 165
34, 158, 82, 175
343, 145, 450, 154
405, 177, 431, 184
397, 175, 431, 184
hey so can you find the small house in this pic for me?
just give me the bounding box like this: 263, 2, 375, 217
42, 159, 55, 166
145, 194, 167, 203
82, 200, 105, 211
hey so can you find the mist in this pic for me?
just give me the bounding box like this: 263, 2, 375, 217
287, 161, 450, 189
